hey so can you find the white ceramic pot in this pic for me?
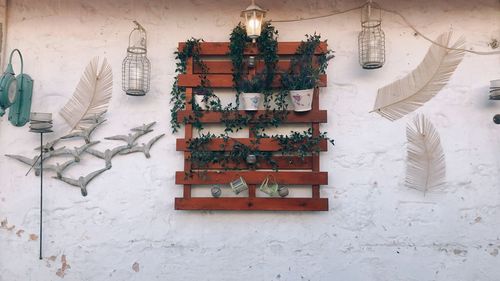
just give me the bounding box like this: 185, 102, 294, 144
290, 89, 314, 112
241, 92, 262, 111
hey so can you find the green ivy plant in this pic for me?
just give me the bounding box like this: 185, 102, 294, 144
170, 38, 222, 133
281, 33, 334, 91
274, 128, 335, 160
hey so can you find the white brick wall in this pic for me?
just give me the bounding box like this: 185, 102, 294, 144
0, 0, 499, 280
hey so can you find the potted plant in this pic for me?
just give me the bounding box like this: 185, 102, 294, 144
281, 66, 320, 112
239, 74, 265, 111
281, 34, 333, 112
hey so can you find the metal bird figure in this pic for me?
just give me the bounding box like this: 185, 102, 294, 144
49, 141, 100, 162
120, 134, 165, 158
61, 119, 106, 143
43, 159, 77, 179
104, 129, 153, 148
5, 154, 45, 176
131, 122, 156, 133
54, 166, 109, 196
34, 138, 61, 152
86, 145, 129, 168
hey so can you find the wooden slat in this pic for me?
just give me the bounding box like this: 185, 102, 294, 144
178, 74, 327, 88
177, 110, 327, 124
191, 156, 313, 170
177, 138, 328, 152
194, 61, 321, 74
178, 42, 329, 56
175, 197, 329, 211
176, 171, 328, 185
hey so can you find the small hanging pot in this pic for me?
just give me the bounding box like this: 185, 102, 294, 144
230, 177, 248, 195
211, 185, 222, 198
241, 92, 262, 111
290, 89, 313, 112
259, 176, 279, 197
278, 186, 289, 197
246, 154, 257, 165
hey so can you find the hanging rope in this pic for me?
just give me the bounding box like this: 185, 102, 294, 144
270, 4, 500, 55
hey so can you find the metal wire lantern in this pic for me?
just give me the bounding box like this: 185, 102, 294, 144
358, 1, 385, 69
122, 21, 150, 96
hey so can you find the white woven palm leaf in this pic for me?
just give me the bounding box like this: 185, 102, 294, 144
405, 114, 446, 193
59, 57, 113, 131
373, 32, 465, 121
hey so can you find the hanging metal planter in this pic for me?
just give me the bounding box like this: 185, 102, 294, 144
122, 21, 150, 96
358, 1, 385, 69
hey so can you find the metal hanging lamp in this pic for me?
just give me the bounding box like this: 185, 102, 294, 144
241, 0, 266, 43
122, 21, 150, 96
358, 0, 386, 69
8, 49, 34, 126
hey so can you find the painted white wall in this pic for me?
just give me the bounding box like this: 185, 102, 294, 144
0, 0, 499, 280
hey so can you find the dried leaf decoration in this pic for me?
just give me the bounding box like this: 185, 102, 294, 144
59, 57, 113, 131
406, 114, 446, 193
372, 32, 465, 121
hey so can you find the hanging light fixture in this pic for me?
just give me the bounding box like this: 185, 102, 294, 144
241, 0, 266, 43
358, 0, 385, 69
8, 49, 34, 127
122, 21, 150, 96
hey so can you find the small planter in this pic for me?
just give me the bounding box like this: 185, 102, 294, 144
290, 89, 314, 112
241, 92, 262, 111
230, 177, 248, 194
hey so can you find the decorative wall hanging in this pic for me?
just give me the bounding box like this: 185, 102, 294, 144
372, 31, 465, 121
406, 114, 446, 193
122, 21, 150, 96
6, 49, 34, 126
171, 36, 334, 211
358, 0, 385, 69
29, 112, 53, 260
5, 121, 164, 197
59, 57, 113, 131
0, 49, 33, 126
241, 0, 266, 43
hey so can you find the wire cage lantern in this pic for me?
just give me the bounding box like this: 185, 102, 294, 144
122, 21, 151, 96
358, 1, 385, 69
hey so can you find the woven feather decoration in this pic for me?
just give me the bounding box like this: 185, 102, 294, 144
406, 114, 446, 193
372, 31, 465, 121
59, 57, 113, 131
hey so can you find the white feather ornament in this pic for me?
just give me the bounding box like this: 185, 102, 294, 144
405, 114, 446, 193
372, 31, 465, 121
59, 57, 113, 131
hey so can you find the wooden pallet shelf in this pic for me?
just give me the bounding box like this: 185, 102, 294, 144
174, 41, 330, 211
176, 110, 328, 124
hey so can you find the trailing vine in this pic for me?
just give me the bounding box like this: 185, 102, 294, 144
281, 33, 334, 91
170, 38, 222, 133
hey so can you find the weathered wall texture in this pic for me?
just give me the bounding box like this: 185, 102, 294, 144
1, 0, 499, 280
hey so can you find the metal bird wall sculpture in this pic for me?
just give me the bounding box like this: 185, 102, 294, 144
86, 145, 129, 168
5, 120, 163, 197
43, 159, 77, 179
61, 119, 106, 143
54, 166, 109, 196
49, 141, 100, 162
104, 129, 153, 148
120, 134, 165, 158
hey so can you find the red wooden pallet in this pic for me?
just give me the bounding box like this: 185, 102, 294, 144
174, 41, 329, 211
